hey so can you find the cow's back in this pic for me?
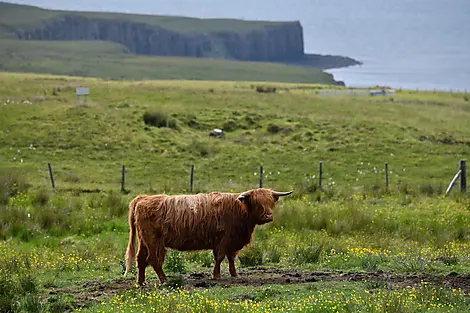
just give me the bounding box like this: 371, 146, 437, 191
135, 192, 239, 251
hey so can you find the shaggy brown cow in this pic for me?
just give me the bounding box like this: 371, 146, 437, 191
124, 188, 292, 284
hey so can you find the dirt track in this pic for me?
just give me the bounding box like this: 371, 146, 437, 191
57, 268, 470, 308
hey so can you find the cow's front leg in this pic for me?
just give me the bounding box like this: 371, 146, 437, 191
212, 249, 225, 280
227, 252, 238, 277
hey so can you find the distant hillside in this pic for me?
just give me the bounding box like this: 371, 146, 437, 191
0, 39, 339, 84
0, 1, 360, 69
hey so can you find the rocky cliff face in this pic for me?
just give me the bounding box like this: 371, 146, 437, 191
211, 23, 304, 61
13, 15, 304, 62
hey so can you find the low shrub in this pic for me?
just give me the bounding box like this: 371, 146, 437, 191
186, 251, 213, 268
164, 250, 187, 274
44, 294, 76, 313
31, 187, 50, 207
0, 170, 30, 205
222, 120, 237, 132
361, 254, 382, 271
238, 245, 263, 267
103, 191, 128, 218
143, 111, 178, 129
187, 139, 215, 157
0, 271, 41, 313
264, 245, 281, 264
255, 85, 276, 93
267, 124, 281, 134
165, 275, 185, 289
291, 242, 324, 265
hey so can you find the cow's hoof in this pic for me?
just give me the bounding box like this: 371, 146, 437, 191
212, 275, 221, 280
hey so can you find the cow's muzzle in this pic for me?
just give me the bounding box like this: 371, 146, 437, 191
262, 214, 273, 223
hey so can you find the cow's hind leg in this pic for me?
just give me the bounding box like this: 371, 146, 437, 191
227, 251, 238, 277
212, 248, 226, 280
148, 244, 168, 284
136, 243, 149, 285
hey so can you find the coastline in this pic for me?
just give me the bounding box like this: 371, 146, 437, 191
283, 53, 362, 71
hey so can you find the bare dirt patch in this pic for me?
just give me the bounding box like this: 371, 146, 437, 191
56, 268, 470, 309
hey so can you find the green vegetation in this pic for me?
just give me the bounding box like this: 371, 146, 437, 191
0, 1, 287, 34
0, 39, 336, 83
0, 2, 359, 81
1, 72, 468, 193
1, 73, 470, 312
77, 283, 469, 313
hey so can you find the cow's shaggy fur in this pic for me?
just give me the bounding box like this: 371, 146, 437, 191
124, 188, 292, 284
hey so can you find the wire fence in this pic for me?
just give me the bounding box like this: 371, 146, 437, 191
45, 159, 467, 196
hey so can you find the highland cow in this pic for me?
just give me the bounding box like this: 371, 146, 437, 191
124, 188, 292, 284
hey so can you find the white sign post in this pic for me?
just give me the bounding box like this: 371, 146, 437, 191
76, 87, 90, 104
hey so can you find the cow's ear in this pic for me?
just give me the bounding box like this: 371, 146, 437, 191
237, 190, 251, 202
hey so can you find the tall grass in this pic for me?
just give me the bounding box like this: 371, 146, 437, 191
0, 187, 130, 240
0, 270, 41, 313
272, 194, 470, 246
0, 169, 30, 205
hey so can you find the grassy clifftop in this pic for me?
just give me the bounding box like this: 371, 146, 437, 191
0, 2, 361, 83
0, 2, 289, 34
0, 2, 305, 62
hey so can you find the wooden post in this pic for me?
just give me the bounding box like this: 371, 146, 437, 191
190, 164, 194, 193
385, 162, 389, 188
48, 163, 56, 192
121, 165, 126, 193
259, 165, 263, 188
461, 159, 466, 192
319, 161, 323, 190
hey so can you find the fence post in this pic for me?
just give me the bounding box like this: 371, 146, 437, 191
385, 162, 389, 188
319, 161, 323, 190
48, 163, 56, 192
190, 164, 194, 193
121, 165, 126, 193
259, 165, 263, 188
461, 160, 467, 192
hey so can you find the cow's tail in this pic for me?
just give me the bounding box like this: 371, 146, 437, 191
124, 195, 146, 277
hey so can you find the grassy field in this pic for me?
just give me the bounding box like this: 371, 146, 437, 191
0, 72, 468, 193
1, 72, 470, 312
0, 39, 336, 84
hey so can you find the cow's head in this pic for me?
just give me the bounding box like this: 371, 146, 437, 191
237, 188, 292, 224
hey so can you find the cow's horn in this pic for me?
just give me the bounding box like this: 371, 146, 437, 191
237, 190, 251, 200
272, 190, 293, 197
